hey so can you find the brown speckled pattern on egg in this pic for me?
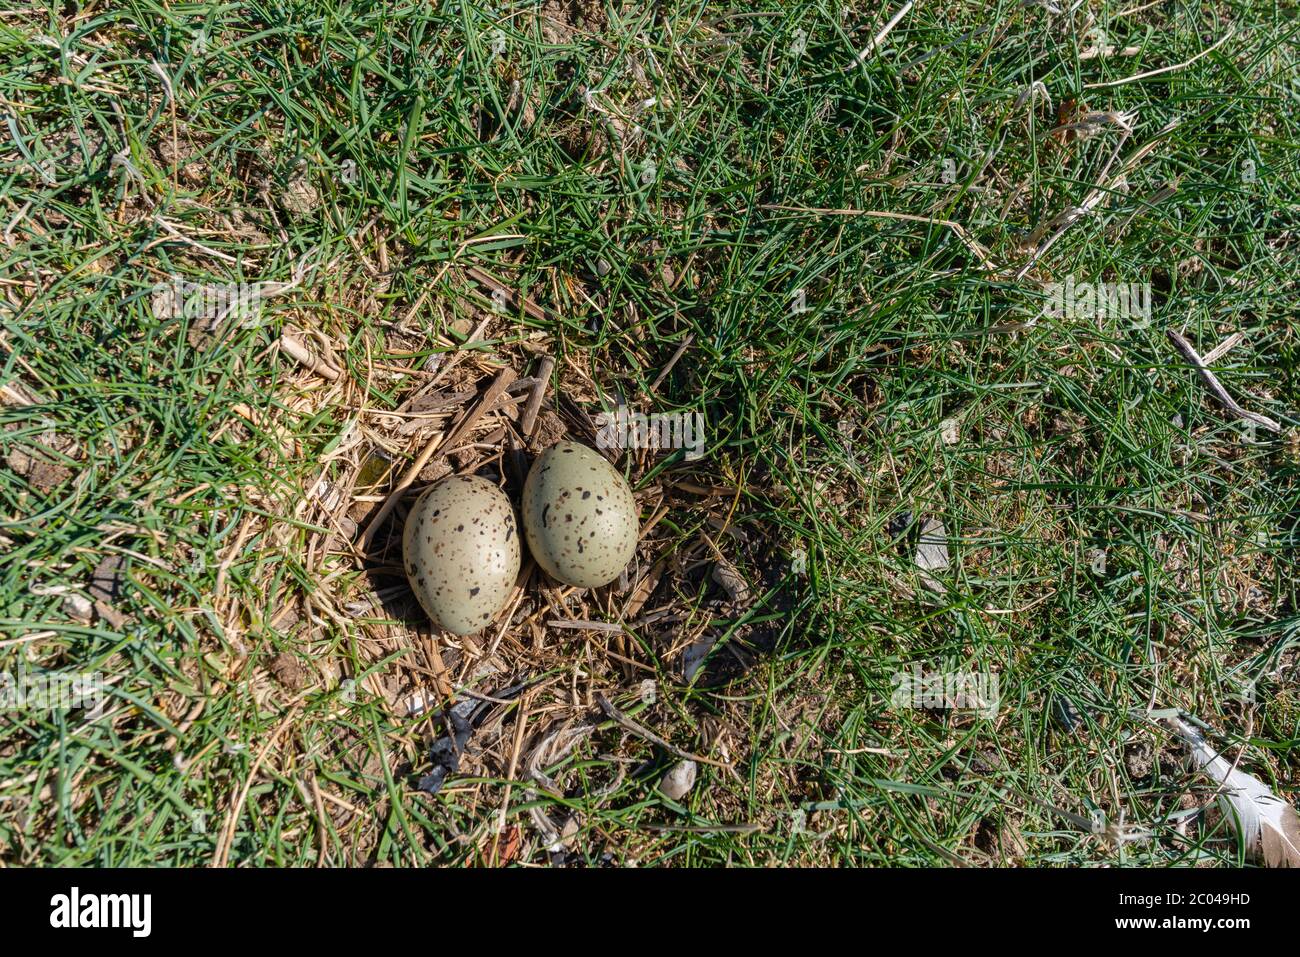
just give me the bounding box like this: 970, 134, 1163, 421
402, 475, 520, 636
522, 441, 639, 589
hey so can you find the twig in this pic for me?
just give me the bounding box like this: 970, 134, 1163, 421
760, 204, 996, 271
1015, 117, 1183, 280
519, 355, 555, 438
278, 334, 341, 380
360, 368, 516, 549
596, 693, 731, 769
1166, 330, 1282, 433
438, 367, 517, 453
0, 381, 37, 406
649, 334, 694, 393
547, 619, 625, 632
93, 599, 127, 630
1084, 29, 1234, 89
1201, 332, 1242, 366
152, 216, 239, 263
1015, 125, 1134, 279
847, 1, 915, 67
464, 266, 554, 323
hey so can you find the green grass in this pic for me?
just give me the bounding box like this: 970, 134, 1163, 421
1, 0, 1297, 866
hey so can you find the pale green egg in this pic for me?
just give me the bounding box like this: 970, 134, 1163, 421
522, 441, 639, 589
402, 475, 520, 635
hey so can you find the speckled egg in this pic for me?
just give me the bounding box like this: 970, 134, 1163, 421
522, 441, 639, 589
402, 475, 520, 635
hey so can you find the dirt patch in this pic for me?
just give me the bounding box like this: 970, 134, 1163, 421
268, 651, 307, 691
5, 445, 72, 493
4, 424, 77, 493
155, 129, 210, 185
537, 0, 608, 43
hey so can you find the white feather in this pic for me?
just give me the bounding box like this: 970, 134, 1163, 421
1166, 715, 1300, 867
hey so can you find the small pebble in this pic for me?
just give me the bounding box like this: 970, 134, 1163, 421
63, 593, 93, 621
658, 759, 697, 801
940, 417, 960, 445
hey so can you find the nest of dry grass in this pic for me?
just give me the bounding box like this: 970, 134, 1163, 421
197, 269, 793, 861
